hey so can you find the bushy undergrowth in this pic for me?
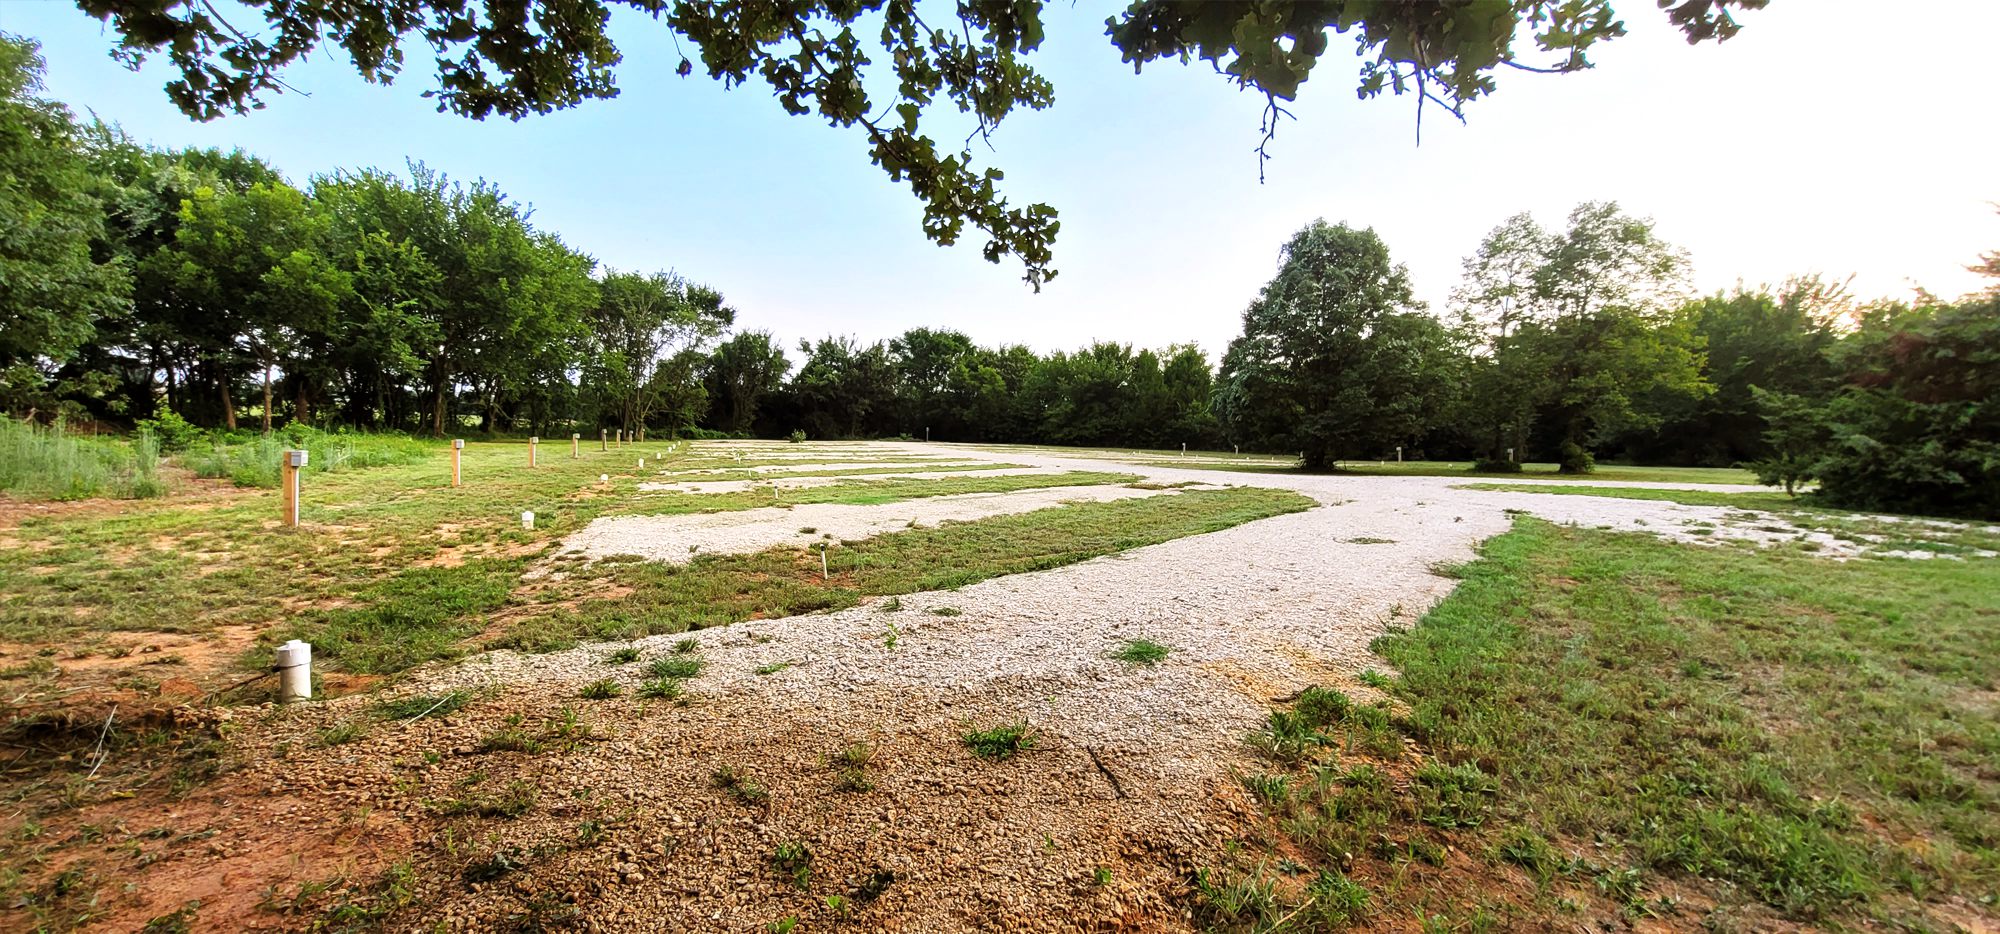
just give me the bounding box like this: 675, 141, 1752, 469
0, 419, 167, 501
184, 427, 432, 488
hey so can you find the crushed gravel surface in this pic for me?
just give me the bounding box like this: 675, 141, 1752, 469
171, 442, 1990, 932
637, 467, 1066, 495
553, 483, 1176, 565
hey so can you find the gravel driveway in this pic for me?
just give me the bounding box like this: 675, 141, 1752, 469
274, 444, 1874, 931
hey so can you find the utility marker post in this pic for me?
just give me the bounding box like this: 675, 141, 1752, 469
275, 639, 312, 702
528, 436, 539, 468
571, 433, 580, 458
638, 427, 646, 443
1507, 447, 1516, 463
1396, 446, 1403, 463
281, 449, 308, 527
600, 428, 608, 451
451, 439, 464, 487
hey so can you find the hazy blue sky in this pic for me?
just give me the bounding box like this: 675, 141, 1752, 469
6, 1, 1997, 360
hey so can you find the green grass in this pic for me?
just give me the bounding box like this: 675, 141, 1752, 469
962, 721, 1037, 760
1210, 516, 2000, 929
1333, 460, 1761, 485
0, 419, 167, 501
1110, 638, 1171, 665
0, 440, 1127, 656
491, 486, 1314, 656
1457, 482, 1801, 510
182, 429, 433, 489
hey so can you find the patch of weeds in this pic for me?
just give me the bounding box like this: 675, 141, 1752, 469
772, 840, 813, 889
755, 661, 792, 676
713, 765, 769, 806
605, 646, 641, 664
831, 742, 874, 792
637, 678, 684, 700
1240, 772, 1291, 807
478, 713, 542, 754
434, 780, 539, 819
1495, 827, 1564, 882
1413, 760, 1495, 829
1358, 668, 1392, 689
647, 656, 703, 679
577, 678, 622, 700
878, 595, 902, 612
143, 902, 200, 933
1110, 638, 1170, 665
547, 705, 592, 750
1193, 867, 1278, 927
372, 690, 471, 720
1092, 867, 1113, 886
929, 606, 962, 617
962, 721, 1036, 760
882, 620, 900, 650
463, 846, 529, 884
766, 918, 799, 934
1346, 536, 1397, 545
672, 637, 700, 654
1305, 870, 1372, 926
316, 719, 369, 747
1248, 710, 1323, 765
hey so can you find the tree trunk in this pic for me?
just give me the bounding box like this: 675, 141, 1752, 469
261, 361, 274, 434
220, 377, 237, 432
294, 379, 311, 426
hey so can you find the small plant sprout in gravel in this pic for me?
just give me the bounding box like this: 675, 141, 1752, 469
1111, 638, 1171, 665
647, 656, 704, 680
962, 721, 1037, 760
605, 646, 641, 665
577, 678, 622, 700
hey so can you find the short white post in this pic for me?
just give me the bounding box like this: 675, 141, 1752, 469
451, 439, 464, 487
1181, 443, 1187, 456
638, 427, 646, 443
521, 510, 535, 531
638, 457, 645, 469
572, 433, 580, 458
1396, 445, 1403, 463
820, 544, 829, 580
528, 436, 539, 468
275, 639, 312, 702
281, 449, 308, 527
600, 429, 608, 452
599, 474, 608, 483
1506, 447, 1516, 463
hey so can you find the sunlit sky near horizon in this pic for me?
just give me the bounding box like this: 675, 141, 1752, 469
6, 0, 1997, 362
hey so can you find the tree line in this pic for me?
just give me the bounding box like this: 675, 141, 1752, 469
1219, 208, 1997, 517
6, 31, 1992, 517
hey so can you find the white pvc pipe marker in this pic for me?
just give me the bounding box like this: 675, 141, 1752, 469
522, 510, 535, 530
276, 640, 312, 702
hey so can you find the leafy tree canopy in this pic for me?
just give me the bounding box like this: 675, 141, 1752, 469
75, 0, 1763, 287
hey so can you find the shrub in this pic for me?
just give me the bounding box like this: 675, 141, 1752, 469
1556, 440, 1595, 474
788, 429, 807, 444
1471, 457, 1523, 473
134, 409, 204, 454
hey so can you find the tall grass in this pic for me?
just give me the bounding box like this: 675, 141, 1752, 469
184, 427, 433, 488
0, 419, 167, 501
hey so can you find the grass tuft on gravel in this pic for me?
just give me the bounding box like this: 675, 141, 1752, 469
962, 721, 1037, 760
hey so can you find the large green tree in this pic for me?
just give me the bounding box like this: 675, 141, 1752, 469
1216, 220, 1459, 469
0, 34, 130, 407
704, 330, 791, 434
1454, 201, 1707, 471
75, 1, 1763, 286
585, 270, 732, 436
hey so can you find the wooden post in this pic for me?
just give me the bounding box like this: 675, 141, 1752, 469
600, 429, 608, 451
281, 449, 308, 527
451, 439, 464, 487
528, 436, 539, 468
572, 433, 580, 458
616, 429, 624, 447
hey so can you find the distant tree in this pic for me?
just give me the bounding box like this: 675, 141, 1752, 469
793, 336, 897, 439
1454, 201, 1706, 471
890, 328, 977, 439
0, 34, 130, 411
705, 331, 791, 434
587, 270, 732, 436
76, 1, 1763, 286
1216, 220, 1457, 469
